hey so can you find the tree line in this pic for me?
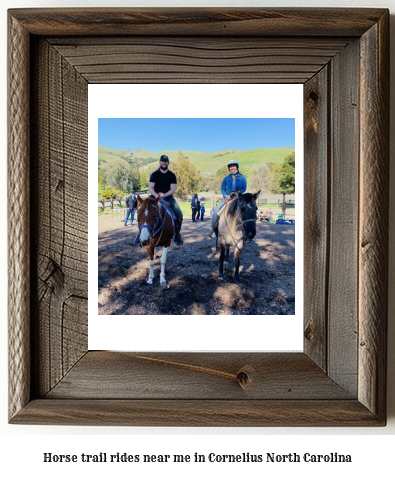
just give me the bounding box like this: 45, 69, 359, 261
98, 151, 295, 204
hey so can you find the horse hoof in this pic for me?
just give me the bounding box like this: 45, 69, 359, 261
233, 277, 240, 284
147, 279, 153, 285
218, 274, 224, 280
160, 281, 167, 287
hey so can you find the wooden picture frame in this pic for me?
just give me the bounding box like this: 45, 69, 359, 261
8, 8, 389, 426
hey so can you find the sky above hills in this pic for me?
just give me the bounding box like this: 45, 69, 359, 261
98, 118, 295, 152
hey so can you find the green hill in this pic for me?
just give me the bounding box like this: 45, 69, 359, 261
98, 145, 158, 168
98, 145, 295, 179
192, 148, 295, 177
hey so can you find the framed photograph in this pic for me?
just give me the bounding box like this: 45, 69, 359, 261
90, 85, 303, 352
8, 8, 389, 426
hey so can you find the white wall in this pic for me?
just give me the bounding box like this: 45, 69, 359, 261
1, 0, 394, 476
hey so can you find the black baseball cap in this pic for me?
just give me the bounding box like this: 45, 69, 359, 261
160, 155, 169, 162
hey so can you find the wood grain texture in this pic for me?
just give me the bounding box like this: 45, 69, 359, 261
359, 12, 389, 420
8, 8, 387, 37
48, 37, 350, 84
8, 13, 31, 421
7, 8, 389, 426
31, 39, 88, 398
303, 67, 329, 370
11, 399, 384, 427
327, 39, 360, 396
46, 352, 354, 400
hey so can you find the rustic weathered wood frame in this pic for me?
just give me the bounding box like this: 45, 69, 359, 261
8, 8, 389, 426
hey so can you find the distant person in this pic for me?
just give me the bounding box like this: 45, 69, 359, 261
200, 202, 205, 221
210, 159, 247, 238
191, 193, 199, 222
196, 196, 201, 220
134, 155, 183, 245
124, 192, 137, 226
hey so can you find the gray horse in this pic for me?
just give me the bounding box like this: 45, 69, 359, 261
217, 191, 260, 283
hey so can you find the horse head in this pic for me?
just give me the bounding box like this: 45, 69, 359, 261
237, 190, 260, 242
136, 195, 160, 246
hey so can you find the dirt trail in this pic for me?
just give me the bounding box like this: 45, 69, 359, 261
98, 214, 295, 315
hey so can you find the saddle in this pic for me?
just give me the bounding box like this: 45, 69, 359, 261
158, 199, 176, 239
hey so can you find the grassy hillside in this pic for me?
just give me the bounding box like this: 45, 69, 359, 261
192, 148, 294, 177
98, 145, 295, 179
98, 145, 158, 168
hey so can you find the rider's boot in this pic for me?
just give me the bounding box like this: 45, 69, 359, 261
174, 221, 184, 246
209, 216, 219, 239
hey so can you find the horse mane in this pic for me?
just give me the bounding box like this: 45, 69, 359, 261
226, 193, 255, 218
227, 196, 240, 217
144, 196, 160, 209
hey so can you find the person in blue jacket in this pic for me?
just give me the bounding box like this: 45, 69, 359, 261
210, 159, 247, 238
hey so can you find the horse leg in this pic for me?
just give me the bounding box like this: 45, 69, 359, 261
159, 246, 168, 287
234, 245, 242, 284
224, 244, 230, 265
219, 243, 225, 280
147, 246, 155, 284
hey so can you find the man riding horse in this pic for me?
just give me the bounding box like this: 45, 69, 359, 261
210, 159, 247, 238
134, 154, 184, 246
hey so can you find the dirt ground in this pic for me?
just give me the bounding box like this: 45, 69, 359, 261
98, 213, 295, 315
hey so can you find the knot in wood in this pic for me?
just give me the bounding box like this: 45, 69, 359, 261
308, 91, 319, 103
236, 365, 254, 390
304, 321, 314, 341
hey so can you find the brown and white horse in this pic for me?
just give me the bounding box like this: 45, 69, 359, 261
137, 195, 174, 287
217, 191, 260, 283
136, 195, 175, 287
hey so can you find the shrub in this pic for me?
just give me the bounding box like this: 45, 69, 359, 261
100, 189, 123, 199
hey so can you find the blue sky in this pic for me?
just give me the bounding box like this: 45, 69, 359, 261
98, 118, 294, 152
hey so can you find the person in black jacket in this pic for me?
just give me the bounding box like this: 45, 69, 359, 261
124, 192, 137, 226
191, 193, 199, 222
196, 197, 201, 220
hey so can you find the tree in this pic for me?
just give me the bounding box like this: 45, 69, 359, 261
198, 165, 228, 194
140, 164, 158, 190
98, 168, 107, 191
249, 163, 272, 194
199, 175, 220, 194
172, 152, 202, 199
105, 162, 140, 193
130, 163, 141, 192
215, 165, 229, 178
269, 152, 295, 218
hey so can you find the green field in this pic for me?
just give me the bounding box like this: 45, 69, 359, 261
98, 145, 294, 180
99, 200, 294, 220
